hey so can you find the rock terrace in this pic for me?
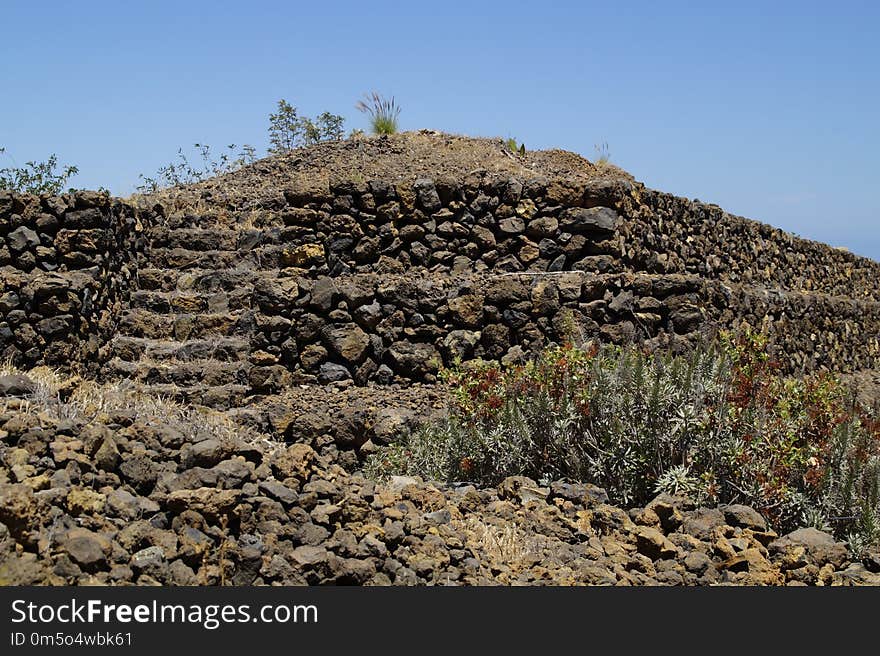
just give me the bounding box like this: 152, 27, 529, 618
1, 132, 878, 585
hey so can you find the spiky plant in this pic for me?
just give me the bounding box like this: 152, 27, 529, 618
356, 92, 401, 135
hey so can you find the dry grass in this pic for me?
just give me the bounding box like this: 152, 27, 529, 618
453, 515, 542, 567
0, 360, 276, 450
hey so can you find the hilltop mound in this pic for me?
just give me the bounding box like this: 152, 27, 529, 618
139, 131, 632, 211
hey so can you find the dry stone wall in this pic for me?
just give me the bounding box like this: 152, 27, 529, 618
0, 190, 142, 368
623, 188, 880, 301
196, 267, 877, 391
2, 172, 878, 392
138, 173, 874, 384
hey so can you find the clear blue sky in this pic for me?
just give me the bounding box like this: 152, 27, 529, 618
2, 1, 878, 259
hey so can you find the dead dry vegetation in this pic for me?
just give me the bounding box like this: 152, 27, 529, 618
0, 361, 275, 453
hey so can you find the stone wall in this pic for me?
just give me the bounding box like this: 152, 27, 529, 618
0, 190, 142, 368
624, 188, 880, 301
182, 174, 876, 382
210, 268, 879, 390
2, 172, 878, 387
247, 174, 880, 302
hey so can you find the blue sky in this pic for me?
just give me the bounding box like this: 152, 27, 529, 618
2, 1, 878, 259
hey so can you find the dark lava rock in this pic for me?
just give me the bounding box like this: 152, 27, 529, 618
558, 207, 618, 234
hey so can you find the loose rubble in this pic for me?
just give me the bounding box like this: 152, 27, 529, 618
1, 373, 877, 586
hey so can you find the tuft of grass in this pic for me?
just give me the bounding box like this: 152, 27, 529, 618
504, 137, 526, 155
356, 92, 401, 135
594, 141, 610, 165
453, 516, 540, 567
365, 331, 880, 552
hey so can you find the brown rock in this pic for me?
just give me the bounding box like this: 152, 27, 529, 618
62, 528, 112, 571
387, 341, 442, 379
526, 216, 558, 238
635, 526, 679, 560
66, 488, 106, 515
447, 293, 485, 328
559, 206, 618, 234
291, 545, 329, 567
645, 494, 687, 532
281, 243, 324, 267
530, 279, 560, 315
164, 488, 241, 522
0, 483, 42, 542
270, 444, 317, 481
680, 508, 726, 541
722, 504, 767, 531
471, 225, 496, 249
769, 527, 849, 570
0, 374, 36, 397
322, 323, 370, 364
721, 548, 782, 585
94, 435, 121, 471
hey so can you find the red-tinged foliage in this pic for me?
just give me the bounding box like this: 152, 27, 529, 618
371, 329, 880, 549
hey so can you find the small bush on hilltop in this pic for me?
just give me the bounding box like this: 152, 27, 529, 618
138, 99, 345, 191
356, 92, 400, 135
366, 330, 880, 551
268, 100, 345, 154
0, 148, 79, 194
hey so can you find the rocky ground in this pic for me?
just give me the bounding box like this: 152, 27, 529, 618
2, 369, 878, 586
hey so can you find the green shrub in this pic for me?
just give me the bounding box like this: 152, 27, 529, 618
139, 97, 345, 191
268, 99, 301, 154
268, 100, 345, 154
0, 148, 79, 194
308, 111, 346, 143
365, 331, 880, 551
355, 92, 400, 135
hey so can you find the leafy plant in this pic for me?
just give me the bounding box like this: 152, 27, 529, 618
366, 331, 880, 551
356, 92, 401, 135
268, 100, 345, 154
268, 99, 301, 154
309, 111, 346, 143
136, 143, 256, 192
0, 148, 79, 194
654, 465, 710, 502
